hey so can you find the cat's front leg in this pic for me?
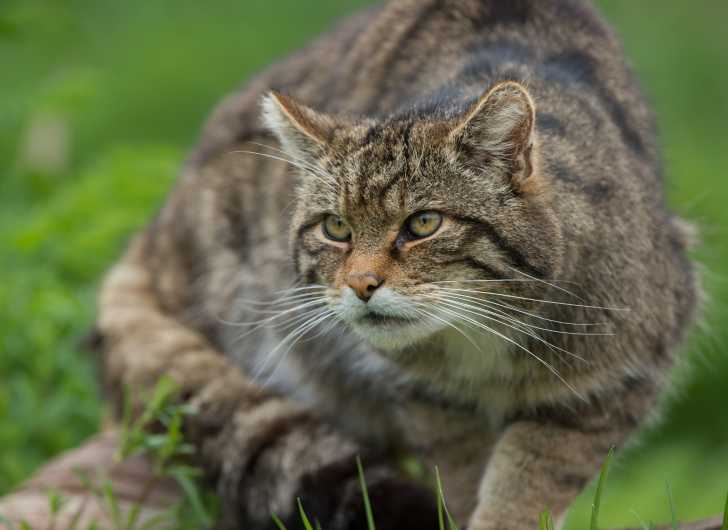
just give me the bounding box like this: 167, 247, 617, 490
467, 386, 654, 530
205, 397, 439, 530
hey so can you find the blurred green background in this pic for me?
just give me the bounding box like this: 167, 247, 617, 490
0, 1, 726, 527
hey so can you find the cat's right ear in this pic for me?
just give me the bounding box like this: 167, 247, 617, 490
262, 91, 334, 160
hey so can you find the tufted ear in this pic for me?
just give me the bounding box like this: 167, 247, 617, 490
262, 91, 335, 161
450, 81, 537, 190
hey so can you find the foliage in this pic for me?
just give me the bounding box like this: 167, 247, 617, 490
0, 377, 217, 530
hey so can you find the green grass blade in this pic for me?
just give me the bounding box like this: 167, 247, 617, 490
722, 492, 728, 530
666, 482, 678, 530
47, 489, 65, 516
124, 504, 142, 530
590, 447, 614, 530
67, 498, 91, 530
629, 509, 654, 530
434, 466, 459, 530
297, 498, 315, 530
270, 514, 288, 530
356, 457, 377, 530
136, 515, 170, 530
170, 470, 212, 527
436, 473, 445, 530
539, 509, 553, 530
101, 481, 123, 530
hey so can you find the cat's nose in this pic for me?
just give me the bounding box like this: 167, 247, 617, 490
347, 272, 384, 302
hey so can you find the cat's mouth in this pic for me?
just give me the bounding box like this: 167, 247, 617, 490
357, 311, 416, 327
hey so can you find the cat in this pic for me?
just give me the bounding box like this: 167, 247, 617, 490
95, 0, 699, 528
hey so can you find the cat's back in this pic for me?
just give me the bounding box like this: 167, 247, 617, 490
192, 0, 657, 172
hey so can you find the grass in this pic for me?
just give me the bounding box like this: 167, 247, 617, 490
0, 378, 726, 530
590, 449, 614, 530
0, 377, 218, 530
1, 0, 727, 528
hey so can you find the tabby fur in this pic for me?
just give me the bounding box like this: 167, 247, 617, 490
96, 1, 699, 528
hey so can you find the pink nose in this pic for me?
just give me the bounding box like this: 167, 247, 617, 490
347, 272, 384, 301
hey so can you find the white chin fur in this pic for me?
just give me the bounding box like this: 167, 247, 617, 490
334, 286, 445, 351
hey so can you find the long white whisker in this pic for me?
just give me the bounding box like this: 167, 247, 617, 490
253, 309, 332, 375
433, 287, 627, 311
230, 306, 330, 345
503, 264, 585, 301
433, 297, 587, 363
270, 285, 330, 296
477, 297, 608, 328
431, 279, 576, 285
412, 304, 484, 354
225, 298, 328, 327
229, 285, 328, 311
234, 292, 329, 312
428, 302, 586, 400
248, 141, 338, 184
254, 309, 335, 383
297, 312, 341, 345
428, 292, 610, 336
434, 290, 607, 327
231, 150, 338, 192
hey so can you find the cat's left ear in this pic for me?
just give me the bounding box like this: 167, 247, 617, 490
262, 91, 335, 160
450, 81, 537, 190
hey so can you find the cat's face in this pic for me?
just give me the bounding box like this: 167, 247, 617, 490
263, 83, 563, 352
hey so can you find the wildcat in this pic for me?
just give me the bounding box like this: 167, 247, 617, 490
95, 0, 699, 528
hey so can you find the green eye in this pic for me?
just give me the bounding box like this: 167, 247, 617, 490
323, 214, 352, 242
406, 211, 443, 238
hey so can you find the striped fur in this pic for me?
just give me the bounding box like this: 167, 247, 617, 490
96, 1, 699, 528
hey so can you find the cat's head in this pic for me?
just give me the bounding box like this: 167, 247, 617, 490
262, 82, 563, 352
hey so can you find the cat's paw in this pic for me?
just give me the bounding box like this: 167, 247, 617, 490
216, 415, 438, 530
265, 460, 440, 530
321, 465, 440, 530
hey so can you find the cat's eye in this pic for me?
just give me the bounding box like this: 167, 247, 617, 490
323, 214, 352, 242
406, 211, 443, 239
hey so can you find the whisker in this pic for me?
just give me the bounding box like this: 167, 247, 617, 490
248, 141, 337, 183
230, 150, 338, 192
433, 289, 608, 327
412, 304, 484, 354
230, 306, 330, 345
270, 285, 330, 296
224, 298, 328, 327
433, 287, 628, 312
432, 297, 587, 363
234, 292, 329, 312
503, 264, 585, 301
428, 292, 611, 335
254, 309, 335, 383
430, 279, 575, 285
253, 309, 331, 372
428, 302, 585, 401
478, 297, 608, 328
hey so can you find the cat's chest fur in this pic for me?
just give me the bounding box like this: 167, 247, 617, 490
241, 323, 516, 446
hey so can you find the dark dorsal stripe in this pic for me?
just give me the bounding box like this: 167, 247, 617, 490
540, 51, 646, 157
362, 0, 446, 114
